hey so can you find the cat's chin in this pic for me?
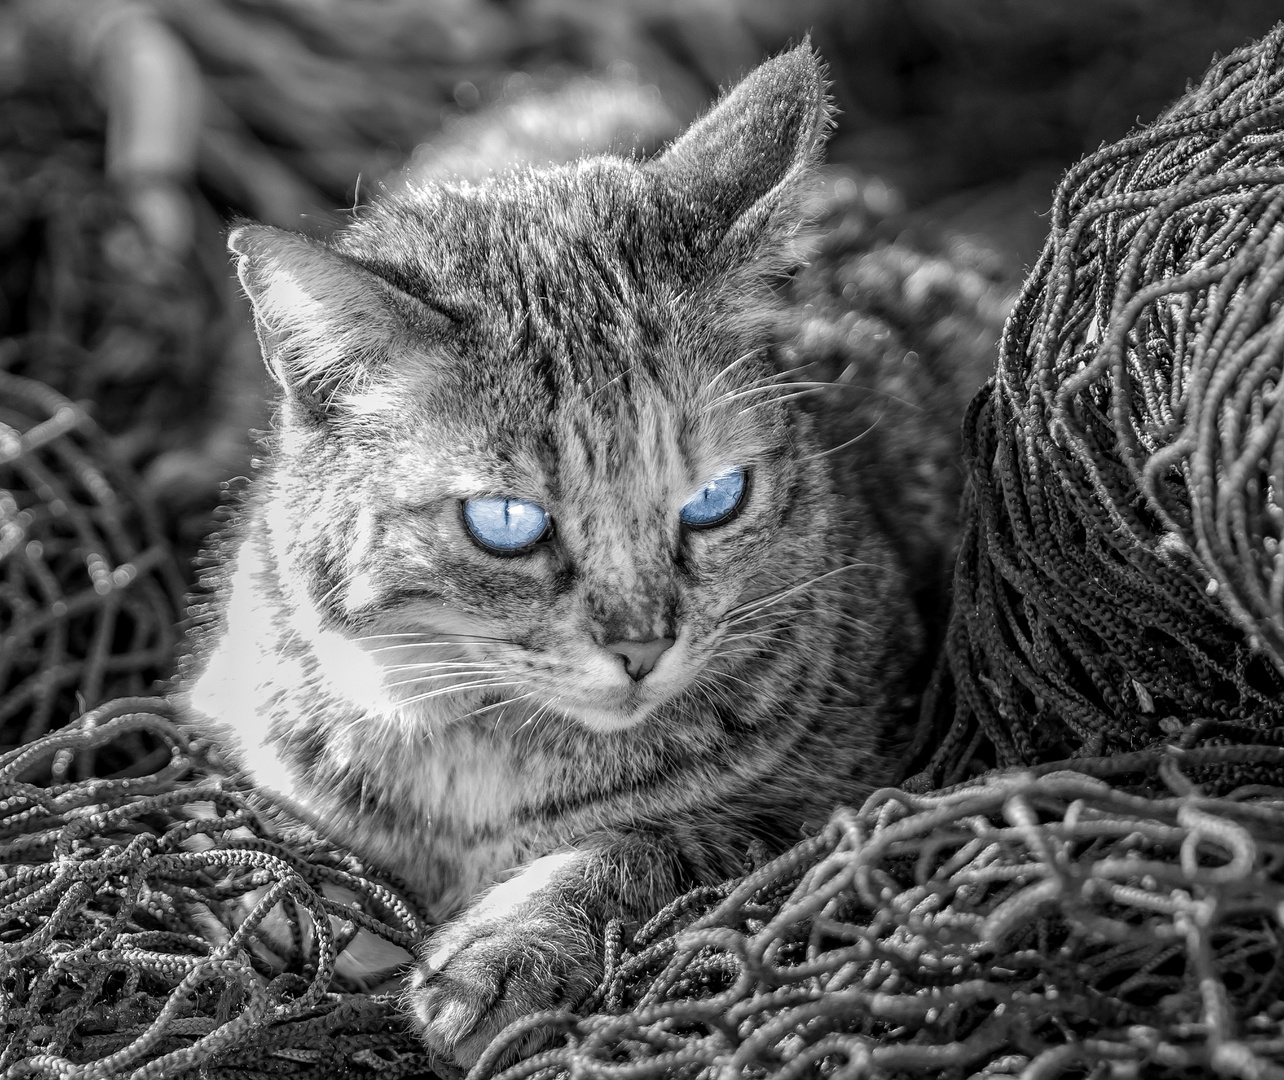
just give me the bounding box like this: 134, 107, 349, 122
556, 699, 660, 735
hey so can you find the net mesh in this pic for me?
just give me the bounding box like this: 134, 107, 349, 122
918, 24, 1284, 788
471, 746, 1284, 1080
0, 371, 185, 777
0, 699, 439, 1080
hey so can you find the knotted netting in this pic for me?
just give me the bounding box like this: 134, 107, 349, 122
470, 745, 1284, 1080
0, 371, 185, 776
920, 23, 1284, 786
0, 699, 436, 1080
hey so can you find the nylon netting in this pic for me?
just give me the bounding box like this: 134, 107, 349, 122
918, 24, 1284, 788
6, 709, 1284, 1079
0, 370, 185, 777
0, 700, 439, 1080
8, 22, 1284, 1080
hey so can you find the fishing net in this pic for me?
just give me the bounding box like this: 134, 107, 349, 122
0, 699, 435, 1080
10, 17, 1284, 1080
0, 372, 185, 777
471, 746, 1284, 1080
916, 23, 1284, 788
8, 714, 1284, 1080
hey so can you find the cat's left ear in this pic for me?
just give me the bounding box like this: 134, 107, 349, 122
650, 41, 834, 270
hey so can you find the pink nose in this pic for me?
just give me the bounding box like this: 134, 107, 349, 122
605, 637, 675, 681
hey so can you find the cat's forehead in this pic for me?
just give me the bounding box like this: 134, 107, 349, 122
346, 159, 790, 493
416, 356, 781, 499
353, 164, 773, 402
351, 157, 708, 322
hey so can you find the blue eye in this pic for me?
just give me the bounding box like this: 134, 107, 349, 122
462, 497, 551, 553
680, 466, 747, 528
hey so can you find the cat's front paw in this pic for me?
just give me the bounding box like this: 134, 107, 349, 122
404, 902, 598, 1068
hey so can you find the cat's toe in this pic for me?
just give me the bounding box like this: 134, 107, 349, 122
404, 912, 597, 1068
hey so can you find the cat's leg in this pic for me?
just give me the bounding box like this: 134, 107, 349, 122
403, 838, 681, 1069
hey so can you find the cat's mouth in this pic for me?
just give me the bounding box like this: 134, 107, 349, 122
556, 694, 660, 734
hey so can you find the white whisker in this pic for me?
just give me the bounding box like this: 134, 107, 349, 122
395, 679, 525, 706
723, 562, 890, 623
703, 347, 770, 396
377, 661, 504, 675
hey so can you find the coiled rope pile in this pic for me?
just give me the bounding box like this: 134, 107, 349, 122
475, 746, 1284, 1079
0, 700, 434, 1079
0, 372, 184, 776
922, 22, 1284, 786
10, 21, 1284, 1080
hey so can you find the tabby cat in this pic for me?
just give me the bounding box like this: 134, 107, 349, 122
180, 44, 923, 1067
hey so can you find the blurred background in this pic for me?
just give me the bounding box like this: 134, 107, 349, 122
4, 0, 1284, 573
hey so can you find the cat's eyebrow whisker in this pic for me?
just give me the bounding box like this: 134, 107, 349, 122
700, 370, 799, 413
805, 408, 888, 460
718, 378, 831, 405
705, 378, 920, 415
586, 366, 635, 401
734, 389, 835, 416
703, 347, 770, 396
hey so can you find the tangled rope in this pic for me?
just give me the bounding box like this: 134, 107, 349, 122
470, 747, 1284, 1080
0, 372, 185, 777
924, 23, 1284, 785
0, 698, 437, 1080
6, 704, 1284, 1079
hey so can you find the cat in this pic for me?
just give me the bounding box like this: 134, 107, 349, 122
178, 43, 924, 1068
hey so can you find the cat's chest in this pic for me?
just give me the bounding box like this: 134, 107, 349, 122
316, 711, 591, 911
322, 710, 542, 834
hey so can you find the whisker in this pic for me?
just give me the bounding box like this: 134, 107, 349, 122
704, 378, 920, 415
587, 367, 634, 401
357, 631, 520, 647
701, 668, 762, 695
724, 562, 892, 623
719, 605, 810, 630
381, 671, 508, 691
395, 679, 525, 706
703, 347, 770, 396
806, 409, 887, 460
449, 691, 537, 727
716, 631, 795, 653
376, 661, 504, 675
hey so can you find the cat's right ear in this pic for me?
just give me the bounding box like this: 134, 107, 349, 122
229, 224, 409, 419
650, 42, 833, 273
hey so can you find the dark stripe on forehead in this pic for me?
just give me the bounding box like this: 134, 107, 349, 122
531, 346, 559, 412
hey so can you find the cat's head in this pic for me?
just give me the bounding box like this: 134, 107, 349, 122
231, 45, 843, 735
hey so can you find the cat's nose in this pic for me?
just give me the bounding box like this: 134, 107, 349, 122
605, 637, 675, 681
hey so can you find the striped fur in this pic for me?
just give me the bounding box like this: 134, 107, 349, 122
179, 45, 923, 1067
